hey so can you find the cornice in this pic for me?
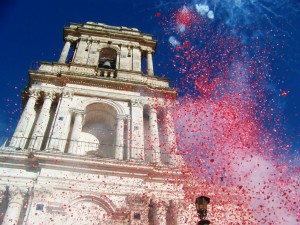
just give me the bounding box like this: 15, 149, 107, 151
0, 151, 182, 181
64, 27, 157, 50
29, 71, 177, 97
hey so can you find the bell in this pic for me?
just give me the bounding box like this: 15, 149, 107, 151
102, 60, 111, 68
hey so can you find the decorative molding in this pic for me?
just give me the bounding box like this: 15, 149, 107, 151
28, 89, 41, 98
141, 46, 154, 53
62, 90, 74, 98
126, 195, 147, 206
116, 114, 128, 120
70, 108, 85, 115
131, 99, 144, 107
82, 98, 126, 115
44, 91, 55, 101
65, 36, 79, 43
34, 184, 53, 195
97, 45, 121, 54
7, 186, 28, 203
149, 107, 157, 114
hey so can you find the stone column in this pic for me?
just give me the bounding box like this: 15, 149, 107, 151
29, 92, 54, 150
58, 38, 72, 63
148, 199, 157, 225
47, 90, 73, 152
2, 186, 27, 225
146, 50, 154, 75
176, 202, 186, 225
68, 110, 84, 154
165, 108, 178, 166
166, 200, 178, 225
156, 202, 167, 225
125, 117, 131, 160
130, 99, 144, 160
149, 107, 161, 163
115, 115, 125, 160
11, 90, 39, 149
117, 52, 121, 70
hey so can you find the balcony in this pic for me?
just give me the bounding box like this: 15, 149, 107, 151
0, 136, 173, 165
0, 136, 104, 157
32, 62, 170, 89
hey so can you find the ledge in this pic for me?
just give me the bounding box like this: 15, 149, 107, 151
0, 151, 182, 181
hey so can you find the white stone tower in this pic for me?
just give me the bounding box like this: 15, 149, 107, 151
0, 22, 188, 225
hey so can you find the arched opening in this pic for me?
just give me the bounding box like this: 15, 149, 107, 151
65, 195, 117, 225
98, 47, 117, 69
66, 201, 111, 225
82, 103, 117, 158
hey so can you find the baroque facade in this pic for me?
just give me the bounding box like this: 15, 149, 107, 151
0, 22, 195, 225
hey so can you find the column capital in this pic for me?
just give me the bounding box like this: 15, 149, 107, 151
43, 91, 55, 101
141, 47, 153, 53
28, 89, 40, 98
131, 99, 144, 107
0, 185, 7, 192
70, 109, 84, 115
62, 89, 74, 98
149, 106, 157, 113
0, 186, 7, 198
65, 36, 79, 43
7, 186, 28, 201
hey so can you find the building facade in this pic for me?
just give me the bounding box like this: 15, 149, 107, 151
0, 22, 194, 225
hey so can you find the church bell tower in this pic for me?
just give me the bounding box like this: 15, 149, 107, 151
0, 22, 189, 225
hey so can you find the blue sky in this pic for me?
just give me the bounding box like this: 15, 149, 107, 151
0, 0, 299, 159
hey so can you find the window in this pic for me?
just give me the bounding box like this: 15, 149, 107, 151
36, 204, 44, 211
133, 213, 141, 220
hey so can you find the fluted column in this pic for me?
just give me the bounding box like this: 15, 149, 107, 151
29, 92, 54, 150
146, 50, 154, 75
131, 99, 144, 160
115, 115, 125, 160
58, 38, 71, 63
2, 186, 27, 225
11, 90, 39, 149
165, 108, 178, 166
68, 110, 84, 154
149, 107, 161, 163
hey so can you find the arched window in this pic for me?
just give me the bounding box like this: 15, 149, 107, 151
98, 48, 117, 69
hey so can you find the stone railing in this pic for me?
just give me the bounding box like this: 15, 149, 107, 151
36, 62, 170, 89
0, 136, 175, 165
